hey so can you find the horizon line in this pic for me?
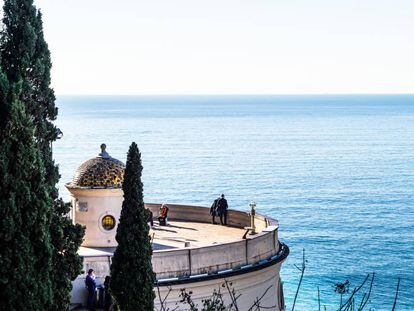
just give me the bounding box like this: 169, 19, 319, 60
55, 92, 414, 97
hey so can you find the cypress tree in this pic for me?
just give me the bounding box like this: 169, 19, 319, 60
1, 0, 58, 198
0, 70, 53, 309
1, 1, 85, 309
110, 142, 156, 310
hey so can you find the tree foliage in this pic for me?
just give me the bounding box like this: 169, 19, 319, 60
49, 199, 85, 310
110, 142, 156, 310
0, 0, 84, 309
0, 70, 53, 310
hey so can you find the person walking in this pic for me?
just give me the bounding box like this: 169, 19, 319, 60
85, 269, 97, 310
210, 196, 220, 224
217, 194, 228, 225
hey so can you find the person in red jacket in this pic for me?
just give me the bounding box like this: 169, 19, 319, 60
158, 203, 169, 226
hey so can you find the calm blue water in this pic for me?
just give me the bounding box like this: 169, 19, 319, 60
54, 95, 414, 310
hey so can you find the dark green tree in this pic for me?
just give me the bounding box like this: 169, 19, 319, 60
1, 0, 57, 155
49, 199, 85, 310
0, 70, 53, 309
110, 142, 156, 310
1, 1, 85, 309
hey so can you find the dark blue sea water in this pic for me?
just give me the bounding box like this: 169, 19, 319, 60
54, 95, 414, 310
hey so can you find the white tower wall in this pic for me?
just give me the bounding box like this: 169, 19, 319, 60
69, 188, 123, 247
155, 263, 285, 311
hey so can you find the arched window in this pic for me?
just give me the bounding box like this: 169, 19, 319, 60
102, 215, 116, 231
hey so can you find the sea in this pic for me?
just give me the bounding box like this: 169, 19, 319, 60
54, 95, 414, 310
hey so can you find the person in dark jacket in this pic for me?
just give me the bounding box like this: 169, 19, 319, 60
103, 275, 113, 311
85, 269, 97, 310
147, 209, 154, 227
216, 194, 228, 225
210, 197, 220, 224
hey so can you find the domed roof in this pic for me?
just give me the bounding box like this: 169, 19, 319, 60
67, 144, 125, 189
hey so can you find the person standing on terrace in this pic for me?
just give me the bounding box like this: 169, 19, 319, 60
210, 196, 220, 224
217, 194, 228, 225
85, 269, 97, 310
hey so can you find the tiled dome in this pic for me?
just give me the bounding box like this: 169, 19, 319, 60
67, 144, 125, 189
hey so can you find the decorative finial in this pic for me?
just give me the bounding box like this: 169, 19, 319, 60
99, 143, 110, 158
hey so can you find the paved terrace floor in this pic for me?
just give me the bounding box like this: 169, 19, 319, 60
150, 221, 246, 251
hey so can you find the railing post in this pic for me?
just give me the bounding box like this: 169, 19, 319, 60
249, 202, 257, 234
245, 238, 249, 264
188, 249, 192, 276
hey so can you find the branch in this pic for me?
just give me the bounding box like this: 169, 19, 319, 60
337, 273, 370, 311
318, 286, 321, 311
156, 283, 173, 311
391, 277, 400, 311
358, 272, 374, 311
224, 279, 240, 311
247, 285, 276, 311
291, 249, 306, 311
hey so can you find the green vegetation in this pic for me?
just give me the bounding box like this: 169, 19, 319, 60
0, 69, 53, 309
110, 142, 156, 310
0, 0, 84, 309
49, 198, 85, 310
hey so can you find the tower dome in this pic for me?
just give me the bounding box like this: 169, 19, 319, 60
67, 144, 125, 189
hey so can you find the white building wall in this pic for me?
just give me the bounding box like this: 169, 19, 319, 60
71, 259, 285, 311
155, 263, 284, 311
68, 188, 123, 247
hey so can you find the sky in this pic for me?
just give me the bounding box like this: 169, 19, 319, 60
25, 0, 414, 95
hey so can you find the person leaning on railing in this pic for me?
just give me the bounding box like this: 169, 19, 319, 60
210, 196, 220, 224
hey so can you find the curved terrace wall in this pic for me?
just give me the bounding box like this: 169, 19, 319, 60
145, 203, 280, 280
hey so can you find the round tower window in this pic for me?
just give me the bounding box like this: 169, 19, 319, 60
102, 215, 116, 231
